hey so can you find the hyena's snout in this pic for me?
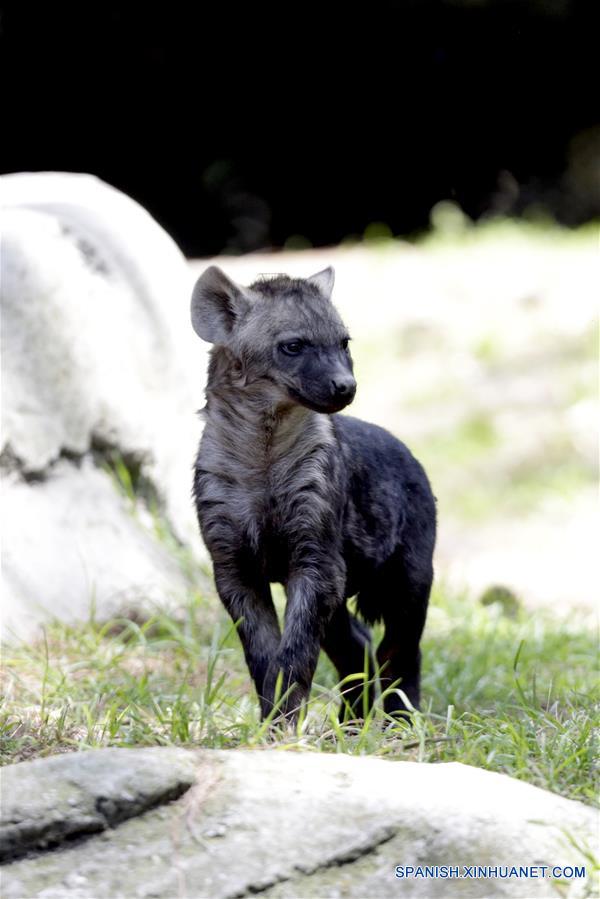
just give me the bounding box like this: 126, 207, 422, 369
322, 351, 356, 410
294, 352, 356, 413
330, 372, 356, 408
331, 372, 356, 401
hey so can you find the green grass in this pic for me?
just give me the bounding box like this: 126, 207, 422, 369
1, 583, 597, 807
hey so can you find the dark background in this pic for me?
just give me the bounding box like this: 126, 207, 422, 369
1, 0, 598, 257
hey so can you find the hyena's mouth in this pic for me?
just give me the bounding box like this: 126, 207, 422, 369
287, 387, 355, 415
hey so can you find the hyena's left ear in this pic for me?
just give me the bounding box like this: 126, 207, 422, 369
191, 266, 251, 344
306, 266, 335, 299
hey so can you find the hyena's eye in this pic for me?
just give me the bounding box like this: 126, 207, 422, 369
280, 341, 304, 356
341, 337, 350, 351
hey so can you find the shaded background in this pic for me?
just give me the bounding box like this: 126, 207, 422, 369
1, 0, 598, 256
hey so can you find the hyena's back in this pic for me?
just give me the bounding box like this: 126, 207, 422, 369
333, 414, 436, 621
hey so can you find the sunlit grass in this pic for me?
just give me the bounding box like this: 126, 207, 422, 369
1, 584, 597, 807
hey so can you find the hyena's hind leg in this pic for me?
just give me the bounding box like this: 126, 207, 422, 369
322, 605, 376, 720
358, 552, 432, 716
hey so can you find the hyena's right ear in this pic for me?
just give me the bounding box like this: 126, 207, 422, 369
191, 266, 251, 344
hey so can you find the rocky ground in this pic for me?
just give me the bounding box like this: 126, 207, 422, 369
2, 747, 597, 898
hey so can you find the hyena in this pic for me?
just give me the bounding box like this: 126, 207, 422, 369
191, 265, 436, 722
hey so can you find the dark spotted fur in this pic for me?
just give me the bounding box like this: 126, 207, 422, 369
191, 265, 436, 722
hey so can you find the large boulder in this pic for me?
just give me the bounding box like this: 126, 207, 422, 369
1, 747, 596, 898
1, 173, 209, 640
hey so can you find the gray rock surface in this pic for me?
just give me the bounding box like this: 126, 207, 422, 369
1, 747, 597, 898
0, 747, 196, 861
0, 460, 192, 639
1, 173, 210, 640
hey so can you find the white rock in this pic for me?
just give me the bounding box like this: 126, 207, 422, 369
0, 460, 191, 640
1, 173, 209, 639
2, 748, 597, 898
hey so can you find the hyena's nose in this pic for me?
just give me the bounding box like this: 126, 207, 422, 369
332, 376, 357, 399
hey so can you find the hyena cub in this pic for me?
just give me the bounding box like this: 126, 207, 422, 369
191, 265, 436, 722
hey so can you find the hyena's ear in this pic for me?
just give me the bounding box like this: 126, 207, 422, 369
306, 266, 335, 299
191, 266, 251, 344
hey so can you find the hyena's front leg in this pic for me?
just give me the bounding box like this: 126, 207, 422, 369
264, 561, 345, 722
212, 561, 281, 718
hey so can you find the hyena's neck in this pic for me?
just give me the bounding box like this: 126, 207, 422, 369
203, 388, 335, 481
201, 346, 336, 478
